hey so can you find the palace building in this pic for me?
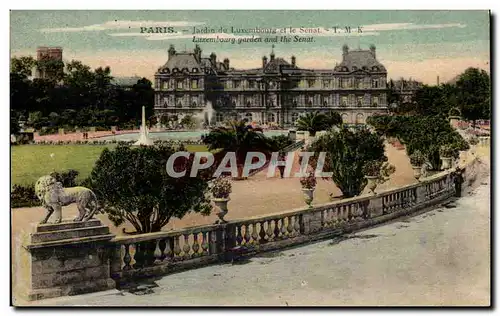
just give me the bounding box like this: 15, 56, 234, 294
153, 44, 388, 126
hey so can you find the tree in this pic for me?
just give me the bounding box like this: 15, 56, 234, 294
10, 56, 36, 79
324, 110, 342, 128
308, 126, 387, 198
203, 120, 273, 176
10, 109, 20, 135
296, 112, 331, 136
88, 144, 212, 234
456, 68, 490, 127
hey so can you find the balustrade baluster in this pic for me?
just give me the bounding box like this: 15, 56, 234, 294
287, 216, 294, 235
259, 222, 267, 243
182, 234, 191, 259
123, 244, 132, 270
251, 223, 259, 244
294, 215, 301, 235
154, 239, 163, 264
133, 242, 144, 269
244, 224, 251, 245
266, 220, 273, 241
236, 225, 243, 246
173, 235, 182, 260
192, 232, 200, 257
274, 219, 281, 239
201, 232, 209, 255
280, 218, 287, 238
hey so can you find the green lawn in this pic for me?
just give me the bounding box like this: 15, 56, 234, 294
11, 144, 209, 186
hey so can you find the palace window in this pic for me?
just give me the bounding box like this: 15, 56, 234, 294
176, 80, 184, 89
357, 96, 364, 106
372, 79, 379, 88
191, 79, 199, 89
323, 80, 330, 88
372, 96, 379, 107
341, 96, 348, 107
234, 80, 241, 89
291, 112, 299, 123
248, 80, 255, 89
357, 79, 364, 89
308, 79, 315, 88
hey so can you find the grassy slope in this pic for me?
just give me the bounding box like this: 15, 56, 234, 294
11, 144, 209, 186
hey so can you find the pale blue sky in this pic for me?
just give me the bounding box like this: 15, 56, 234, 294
10, 10, 490, 83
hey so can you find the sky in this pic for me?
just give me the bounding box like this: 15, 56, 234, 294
10, 10, 490, 84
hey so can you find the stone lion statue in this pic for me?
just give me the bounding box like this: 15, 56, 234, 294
35, 175, 101, 224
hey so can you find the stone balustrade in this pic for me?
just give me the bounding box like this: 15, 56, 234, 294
23, 158, 476, 300
107, 165, 458, 286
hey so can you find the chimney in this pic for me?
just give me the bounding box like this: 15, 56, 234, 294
210, 52, 217, 66
270, 44, 275, 61
223, 58, 230, 69
437, 76, 440, 86
369, 44, 376, 58
194, 44, 202, 61
342, 44, 349, 58
262, 56, 268, 68
291, 56, 296, 67
168, 45, 176, 58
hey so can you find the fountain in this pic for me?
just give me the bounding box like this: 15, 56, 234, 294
192, 101, 214, 129
133, 106, 154, 146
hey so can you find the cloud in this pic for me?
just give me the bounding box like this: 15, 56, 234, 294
39, 20, 205, 33
109, 32, 261, 41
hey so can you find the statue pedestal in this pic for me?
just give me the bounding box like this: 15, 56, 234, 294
23, 219, 116, 301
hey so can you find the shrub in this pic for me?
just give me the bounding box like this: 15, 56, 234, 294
300, 172, 317, 189
307, 126, 386, 198
409, 150, 426, 166
11, 184, 39, 208
469, 135, 479, 145
362, 160, 383, 177
439, 144, 455, 158
210, 176, 232, 199
50, 169, 79, 187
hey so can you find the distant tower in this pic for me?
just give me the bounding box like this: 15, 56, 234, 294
270, 44, 275, 61
342, 44, 349, 59
194, 44, 202, 61
35, 47, 63, 79
437, 76, 440, 86
168, 45, 176, 58
369, 44, 376, 58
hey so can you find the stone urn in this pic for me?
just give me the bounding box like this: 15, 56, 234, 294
441, 157, 452, 170
412, 165, 422, 180
302, 188, 315, 208
213, 197, 230, 223
365, 175, 379, 194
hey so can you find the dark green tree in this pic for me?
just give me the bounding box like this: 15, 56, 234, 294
308, 126, 387, 198
296, 111, 330, 136
456, 67, 490, 127
88, 144, 212, 234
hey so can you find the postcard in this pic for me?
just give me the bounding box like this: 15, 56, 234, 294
10, 10, 491, 306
